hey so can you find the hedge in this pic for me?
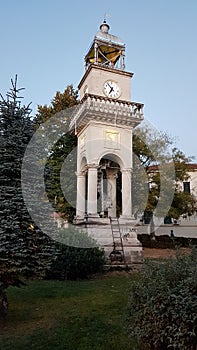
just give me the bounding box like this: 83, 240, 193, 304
137, 234, 197, 249
127, 249, 197, 349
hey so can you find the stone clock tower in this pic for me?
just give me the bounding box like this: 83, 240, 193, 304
70, 20, 144, 223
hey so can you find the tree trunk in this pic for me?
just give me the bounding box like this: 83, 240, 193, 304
0, 290, 8, 319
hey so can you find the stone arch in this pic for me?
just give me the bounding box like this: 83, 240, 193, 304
80, 156, 87, 172
97, 153, 123, 218
98, 151, 125, 170
76, 150, 132, 220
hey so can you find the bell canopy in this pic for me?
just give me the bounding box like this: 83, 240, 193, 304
85, 20, 125, 70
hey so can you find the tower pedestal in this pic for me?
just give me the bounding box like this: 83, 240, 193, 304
75, 220, 144, 268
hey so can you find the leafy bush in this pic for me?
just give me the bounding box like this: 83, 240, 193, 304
46, 227, 105, 280
127, 249, 197, 349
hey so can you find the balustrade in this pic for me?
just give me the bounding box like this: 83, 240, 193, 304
69, 93, 144, 131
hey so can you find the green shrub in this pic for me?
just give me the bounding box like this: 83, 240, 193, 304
46, 227, 105, 280
127, 249, 197, 349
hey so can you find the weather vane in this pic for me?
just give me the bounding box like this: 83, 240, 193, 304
104, 12, 111, 22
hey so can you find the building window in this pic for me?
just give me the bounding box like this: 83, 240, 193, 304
183, 182, 190, 193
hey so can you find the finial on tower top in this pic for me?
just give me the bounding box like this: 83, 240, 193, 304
100, 17, 110, 33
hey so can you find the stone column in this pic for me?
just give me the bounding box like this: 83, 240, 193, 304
120, 50, 125, 70
94, 42, 98, 64
76, 171, 86, 218
106, 168, 118, 218
121, 168, 132, 218
87, 164, 98, 216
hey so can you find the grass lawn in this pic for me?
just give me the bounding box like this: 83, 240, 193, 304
0, 274, 138, 350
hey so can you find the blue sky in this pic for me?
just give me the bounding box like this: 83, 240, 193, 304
1, 0, 197, 160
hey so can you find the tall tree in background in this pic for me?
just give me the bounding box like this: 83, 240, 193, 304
167, 148, 197, 220
132, 127, 173, 219
35, 85, 78, 221
133, 126, 197, 223
0, 76, 54, 280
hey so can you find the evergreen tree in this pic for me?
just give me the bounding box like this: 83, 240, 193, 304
0, 76, 54, 279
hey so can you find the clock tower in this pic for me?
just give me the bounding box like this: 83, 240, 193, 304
70, 20, 144, 223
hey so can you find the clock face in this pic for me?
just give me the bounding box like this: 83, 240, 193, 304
103, 80, 121, 99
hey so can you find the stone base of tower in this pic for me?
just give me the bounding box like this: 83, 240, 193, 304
73, 214, 101, 225
73, 220, 144, 267
119, 216, 136, 225
104, 229, 144, 267
74, 215, 137, 226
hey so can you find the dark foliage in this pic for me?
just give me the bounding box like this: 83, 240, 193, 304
35, 85, 78, 222
0, 77, 55, 280
127, 249, 197, 349
137, 234, 197, 249
46, 245, 105, 280
46, 228, 105, 280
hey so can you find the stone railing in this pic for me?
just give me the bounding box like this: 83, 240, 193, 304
69, 93, 144, 131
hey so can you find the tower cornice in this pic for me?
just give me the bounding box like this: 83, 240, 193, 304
78, 64, 133, 90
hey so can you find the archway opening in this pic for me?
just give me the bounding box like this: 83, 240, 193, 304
97, 157, 121, 218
